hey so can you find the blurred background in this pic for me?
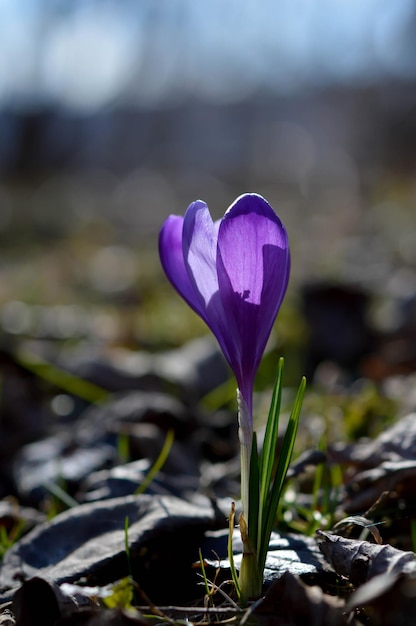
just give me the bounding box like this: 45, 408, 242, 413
0, 0, 416, 374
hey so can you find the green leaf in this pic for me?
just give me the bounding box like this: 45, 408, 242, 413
258, 375, 306, 573
258, 358, 284, 542
101, 577, 134, 609
238, 513, 262, 603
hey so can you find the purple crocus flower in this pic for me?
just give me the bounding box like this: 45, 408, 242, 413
159, 193, 290, 418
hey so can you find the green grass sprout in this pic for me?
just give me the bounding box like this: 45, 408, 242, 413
135, 429, 174, 495
124, 515, 133, 581
198, 548, 211, 601
0, 519, 25, 560
16, 350, 109, 404
43, 479, 79, 514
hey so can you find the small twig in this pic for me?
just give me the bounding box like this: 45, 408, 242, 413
136, 605, 244, 616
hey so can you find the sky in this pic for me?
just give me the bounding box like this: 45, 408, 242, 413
0, 0, 415, 111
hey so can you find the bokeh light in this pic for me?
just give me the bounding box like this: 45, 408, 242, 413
0, 0, 414, 350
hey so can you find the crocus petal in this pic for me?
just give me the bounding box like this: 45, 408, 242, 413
182, 200, 232, 364
182, 200, 219, 309
159, 203, 231, 363
219, 194, 289, 306
158, 213, 207, 322
216, 193, 290, 402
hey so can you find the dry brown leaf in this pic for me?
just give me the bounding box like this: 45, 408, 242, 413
317, 531, 416, 586
332, 515, 383, 544
12, 577, 97, 626
0, 609, 15, 626
330, 412, 416, 468
329, 413, 416, 516
346, 571, 416, 626
250, 571, 350, 626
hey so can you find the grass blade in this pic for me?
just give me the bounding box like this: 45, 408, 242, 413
16, 350, 109, 404
135, 429, 174, 495
124, 516, 132, 579
227, 501, 241, 599
248, 431, 259, 548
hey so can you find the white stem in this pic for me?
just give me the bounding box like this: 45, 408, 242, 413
237, 389, 252, 523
